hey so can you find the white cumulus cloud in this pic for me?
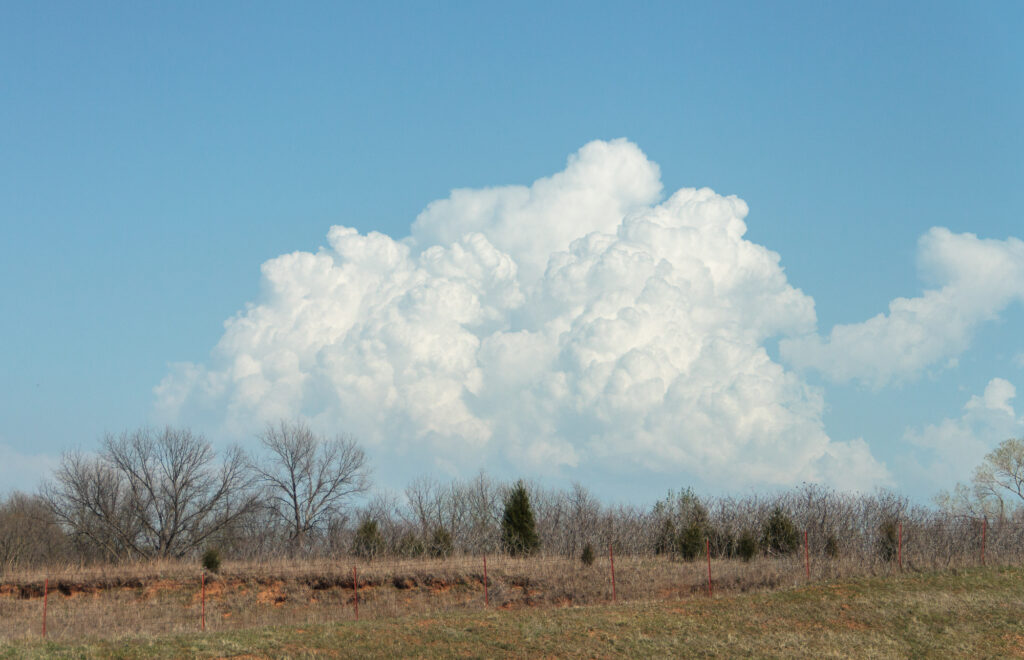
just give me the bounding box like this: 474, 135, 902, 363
902, 378, 1024, 493
780, 229, 1024, 387
156, 139, 890, 490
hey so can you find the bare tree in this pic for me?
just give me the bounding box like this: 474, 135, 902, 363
252, 420, 371, 554
459, 471, 502, 554
935, 482, 1003, 520
563, 482, 600, 557
0, 492, 69, 572
44, 450, 149, 561
937, 438, 1024, 524
42, 427, 258, 561
973, 438, 1024, 517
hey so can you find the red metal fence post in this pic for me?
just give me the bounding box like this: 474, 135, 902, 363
706, 538, 712, 597
201, 572, 206, 631
609, 544, 616, 604
42, 578, 48, 638
353, 566, 359, 620
483, 555, 489, 607
804, 530, 809, 580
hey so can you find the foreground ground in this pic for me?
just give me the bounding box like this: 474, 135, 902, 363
3, 565, 1022, 658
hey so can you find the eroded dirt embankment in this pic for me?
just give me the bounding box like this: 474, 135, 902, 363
0, 568, 552, 609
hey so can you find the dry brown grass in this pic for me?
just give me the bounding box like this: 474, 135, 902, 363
5, 565, 1024, 658
0, 551, 999, 642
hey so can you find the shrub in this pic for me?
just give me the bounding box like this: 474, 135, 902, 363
824, 534, 840, 559
201, 548, 221, 573
654, 518, 677, 555
351, 518, 384, 559
395, 532, 425, 558
761, 507, 799, 555
428, 526, 454, 559
501, 480, 540, 556
877, 520, 899, 562
737, 530, 758, 561
581, 543, 595, 566
713, 529, 736, 558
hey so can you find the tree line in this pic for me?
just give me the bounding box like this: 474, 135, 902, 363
2, 423, 1024, 572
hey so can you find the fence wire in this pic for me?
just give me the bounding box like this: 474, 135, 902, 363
2, 517, 1021, 641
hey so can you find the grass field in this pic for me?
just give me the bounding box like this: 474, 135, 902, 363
3, 564, 1022, 658
0, 552, 976, 640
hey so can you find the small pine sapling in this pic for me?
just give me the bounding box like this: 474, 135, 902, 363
202, 548, 221, 573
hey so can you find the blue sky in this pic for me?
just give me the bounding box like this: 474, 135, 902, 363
2, 1, 1022, 502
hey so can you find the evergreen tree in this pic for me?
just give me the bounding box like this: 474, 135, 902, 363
737, 530, 758, 561
428, 526, 454, 558
679, 521, 706, 560
761, 506, 799, 555
395, 532, 425, 558
671, 488, 711, 560
501, 480, 540, 556
351, 518, 384, 558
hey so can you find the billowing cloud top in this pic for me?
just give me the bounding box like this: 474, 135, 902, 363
902, 377, 1024, 493
156, 139, 891, 490
781, 229, 1024, 388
